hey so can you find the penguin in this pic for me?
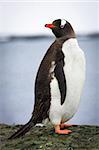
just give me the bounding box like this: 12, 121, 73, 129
8, 19, 85, 139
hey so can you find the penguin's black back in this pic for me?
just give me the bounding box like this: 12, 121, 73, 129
33, 37, 69, 122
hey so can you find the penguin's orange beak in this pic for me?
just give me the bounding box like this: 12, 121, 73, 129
45, 24, 56, 29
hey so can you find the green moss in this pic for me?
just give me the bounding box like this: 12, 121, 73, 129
0, 124, 99, 150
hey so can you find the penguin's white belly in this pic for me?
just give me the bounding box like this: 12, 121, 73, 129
49, 39, 85, 125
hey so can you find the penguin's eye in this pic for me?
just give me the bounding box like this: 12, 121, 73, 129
60, 25, 64, 28
60, 19, 66, 28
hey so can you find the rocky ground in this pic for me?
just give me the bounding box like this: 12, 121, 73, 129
0, 124, 99, 150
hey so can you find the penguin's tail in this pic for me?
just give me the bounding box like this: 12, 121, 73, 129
8, 116, 36, 139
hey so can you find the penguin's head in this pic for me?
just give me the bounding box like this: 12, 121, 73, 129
45, 19, 75, 38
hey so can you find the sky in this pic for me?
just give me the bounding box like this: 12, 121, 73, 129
0, 1, 98, 36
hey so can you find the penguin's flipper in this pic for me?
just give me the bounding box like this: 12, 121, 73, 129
54, 51, 67, 105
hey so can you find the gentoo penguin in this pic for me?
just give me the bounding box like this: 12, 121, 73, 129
9, 19, 85, 139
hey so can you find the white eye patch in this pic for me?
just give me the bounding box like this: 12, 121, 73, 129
60, 19, 66, 28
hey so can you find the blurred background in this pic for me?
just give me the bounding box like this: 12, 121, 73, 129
0, 1, 98, 125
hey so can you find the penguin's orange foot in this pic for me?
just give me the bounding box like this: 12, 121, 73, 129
60, 123, 73, 129
55, 129, 72, 134
54, 125, 72, 135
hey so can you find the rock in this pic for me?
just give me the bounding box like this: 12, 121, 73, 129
0, 124, 99, 150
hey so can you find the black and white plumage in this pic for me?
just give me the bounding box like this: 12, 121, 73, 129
9, 19, 85, 139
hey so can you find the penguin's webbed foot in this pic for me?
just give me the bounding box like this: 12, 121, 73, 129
54, 125, 72, 135
55, 129, 72, 134
60, 123, 73, 129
